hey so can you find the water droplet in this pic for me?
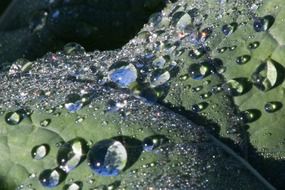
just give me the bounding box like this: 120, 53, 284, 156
87, 139, 127, 176
143, 135, 168, 152
5, 111, 23, 125
248, 42, 260, 49
31, 144, 49, 160
253, 15, 275, 32
64, 182, 82, 190
63, 43, 86, 55
40, 119, 51, 127
188, 63, 209, 80
150, 70, 170, 88
251, 59, 279, 91
188, 48, 205, 59
65, 94, 83, 113
39, 168, 64, 188
191, 102, 208, 112
57, 138, 88, 173
236, 55, 251, 65
222, 79, 245, 96
176, 13, 192, 32
237, 109, 261, 123
264, 102, 282, 113
29, 10, 48, 33
200, 92, 212, 99
217, 47, 227, 53
221, 22, 237, 36
229, 45, 237, 51
108, 63, 137, 88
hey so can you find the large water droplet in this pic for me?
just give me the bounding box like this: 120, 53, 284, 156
176, 13, 192, 32
108, 63, 137, 88
64, 94, 83, 113
87, 139, 127, 176
39, 168, 65, 188
5, 111, 23, 125
253, 15, 275, 32
57, 138, 88, 173
31, 144, 49, 160
188, 63, 209, 80
251, 59, 279, 91
264, 102, 282, 113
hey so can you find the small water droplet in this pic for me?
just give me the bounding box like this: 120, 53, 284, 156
63, 43, 86, 55
217, 47, 227, 53
39, 168, 64, 188
40, 119, 51, 127
251, 59, 279, 91
188, 63, 209, 80
191, 102, 208, 112
221, 22, 237, 36
237, 109, 261, 123
57, 138, 88, 173
264, 102, 282, 113
142, 135, 168, 152
200, 92, 212, 99
188, 48, 205, 59
248, 41, 260, 49
64, 181, 82, 190
236, 55, 251, 65
31, 144, 49, 160
65, 94, 83, 113
229, 45, 237, 51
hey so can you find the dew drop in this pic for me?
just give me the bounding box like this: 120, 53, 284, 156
221, 22, 237, 36
57, 138, 88, 173
236, 55, 251, 65
87, 139, 127, 176
264, 102, 282, 113
176, 13, 192, 32
63, 42, 86, 55
188, 48, 205, 59
251, 59, 278, 91
217, 47, 227, 53
191, 102, 208, 112
39, 168, 64, 188
64, 182, 82, 190
188, 63, 209, 80
108, 63, 137, 88
150, 70, 170, 88
222, 79, 245, 96
253, 16, 274, 32
64, 94, 83, 113
5, 111, 23, 125
248, 41, 260, 49
40, 119, 51, 127
31, 144, 49, 160
142, 135, 168, 152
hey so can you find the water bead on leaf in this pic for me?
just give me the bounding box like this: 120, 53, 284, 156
31, 144, 49, 160
39, 168, 65, 188
57, 138, 88, 173
251, 59, 279, 91
188, 63, 209, 80
64, 94, 83, 113
87, 139, 127, 176
108, 63, 137, 88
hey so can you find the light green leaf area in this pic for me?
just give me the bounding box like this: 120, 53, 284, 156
0, 88, 269, 190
